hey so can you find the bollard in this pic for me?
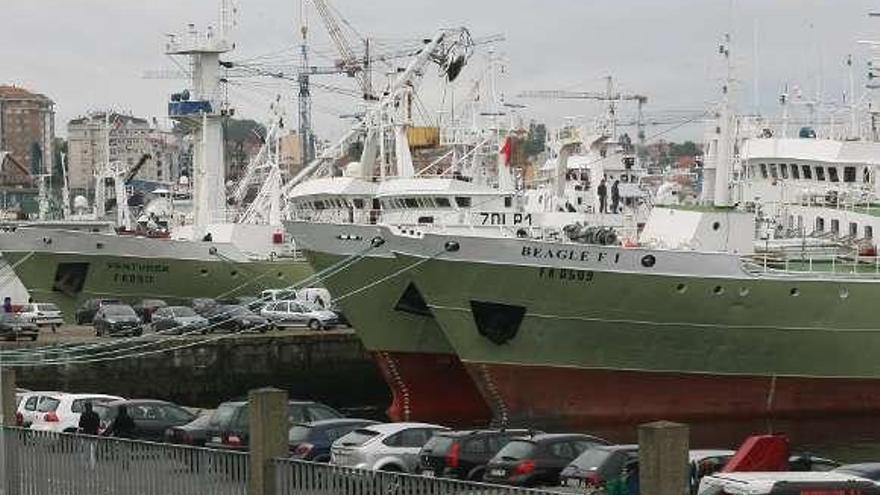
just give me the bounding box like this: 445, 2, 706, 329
639, 421, 689, 495
1, 368, 19, 495
0, 368, 15, 427
248, 387, 289, 495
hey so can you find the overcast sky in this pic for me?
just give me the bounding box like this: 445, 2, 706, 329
3, 0, 879, 143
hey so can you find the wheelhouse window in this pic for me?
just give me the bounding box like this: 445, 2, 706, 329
403, 198, 419, 208
849, 222, 858, 237
769, 164, 779, 179
828, 167, 840, 183
454, 196, 472, 208
866, 225, 874, 239
831, 219, 840, 234
844, 166, 856, 183
759, 163, 768, 178
815, 217, 825, 232
435, 197, 451, 207
815, 167, 826, 181
801, 165, 812, 180
780, 164, 788, 179
353, 199, 365, 209
504, 196, 512, 208
790, 164, 800, 180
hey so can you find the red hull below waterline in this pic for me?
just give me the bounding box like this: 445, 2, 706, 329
467, 362, 880, 444
373, 351, 491, 427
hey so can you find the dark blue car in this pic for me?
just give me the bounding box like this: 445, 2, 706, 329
289, 418, 379, 462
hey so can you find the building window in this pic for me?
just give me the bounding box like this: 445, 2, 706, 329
802, 165, 812, 179
866, 225, 873, 239
850, 222, 858, 237
790, 164, 800, 180
815, 166, 826, 181
816, 217, 825, 232
831, 219, 840, 234
844, 166, 856, 183
828, 167, 840, 182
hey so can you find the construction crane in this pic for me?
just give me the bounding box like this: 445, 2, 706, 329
519, 76, 648, 146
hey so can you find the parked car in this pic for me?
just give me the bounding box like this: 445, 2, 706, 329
93, 304, 142, 337
18, 303, 63, 330
191, 298, 218, 316
29, 393, 124, 433
331, 422, 448, 473
834, 463, 880, 482
483, 433, 609, 487
559, 444, 639, 491
289, 418, 379, 462
206, 399, 344, 451
260, 300, 339, 330
204, 305, 269, 333
75, 298, 123, 325
164, 411, 215, 447
261, 288, 331, 308
789, 454, 840, 472
689, 450, 737, 494
418, 429, 535, 480
93, 399, 197, 442
698, 471, 880, 495
133, 299, 168, 323
151, 306, 209, 335
16, 391, 63, 427
0, 313, 39, 341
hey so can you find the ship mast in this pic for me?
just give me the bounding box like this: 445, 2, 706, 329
701, 33, 736, 208
165, 0, 234, 234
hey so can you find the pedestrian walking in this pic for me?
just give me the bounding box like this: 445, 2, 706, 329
104, 405, 135, 439
79, 402, 101, 469
597, 179, 608, 213
611, 179, 621, 213
3, 297, 11, 313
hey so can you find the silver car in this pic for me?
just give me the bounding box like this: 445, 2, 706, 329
260, 300, 339, 330
331, 422, 447, 472
151, 306, 209, 335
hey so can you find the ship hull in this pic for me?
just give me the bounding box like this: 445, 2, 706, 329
0, 228, 312, 320
395, 232, 880, 429
286, 221, 490, 426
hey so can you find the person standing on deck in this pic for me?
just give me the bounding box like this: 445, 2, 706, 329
3, 297, 11, 313
597, 179, 608, 213
611, 179, 620, 213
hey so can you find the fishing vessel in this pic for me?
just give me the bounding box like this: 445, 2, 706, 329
389, 32, 880, 429
0, 2, 312, 319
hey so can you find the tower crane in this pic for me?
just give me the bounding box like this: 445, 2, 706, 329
518, 76, 648, 146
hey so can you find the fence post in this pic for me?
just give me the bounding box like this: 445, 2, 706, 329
1, 368, 19, 495
639, 421, 689, 495
248, 387, 289, 495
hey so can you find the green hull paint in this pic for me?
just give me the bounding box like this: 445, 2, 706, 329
4, 251, 313, 321
403, 255, 880, 379
304, 251, 453, 355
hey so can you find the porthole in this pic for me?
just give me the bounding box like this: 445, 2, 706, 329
712, 286, 724, 295
641, 255, 656, 268
790, 288, 800, 297
199, 268, 209, 276
840, 287, 849, 300
739, 287, 750, 297
230, 270, 238, 278
277, 272, 284, 279
712, 221, 721, 231
676, 283, 687, 294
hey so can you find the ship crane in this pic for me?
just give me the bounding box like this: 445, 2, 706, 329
518, 76, 648, 146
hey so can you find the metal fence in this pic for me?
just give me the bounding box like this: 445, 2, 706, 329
1, 427, 248, 495
272, 458, 563, 495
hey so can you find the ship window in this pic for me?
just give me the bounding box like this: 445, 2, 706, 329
790, 288, 800, 297
831, 219, 840, 234
864, 168, 871, 183
712, 286, 724, 295
435, 197, 451, 207
404, 198, 418, 208
829, 167, 840, 183
353, 199, 365, 209
844, 166, 856, 183
850, 222, 858, 237
394, 283, 432, 317
504, 196, 512, 208
866, 226, 874, 239
801, 165, 812, 180
815, 166, 826, 181
455, 196, 472, 208
780, 164, 788, 179
790, 164, 800, 180
315, 201, 325, 210
769, 164, 778, 179
675, 283, 687, 294
759, 163, 768, 178
815, 217, 825, 232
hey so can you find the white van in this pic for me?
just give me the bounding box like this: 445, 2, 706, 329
260, 288, 332, 308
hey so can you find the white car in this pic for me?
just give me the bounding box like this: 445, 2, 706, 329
29, 393, 124, 433
260, 300, 340, 330
331, 422, 447, 473
19, 303, 64, 330
16, 391, 64, 427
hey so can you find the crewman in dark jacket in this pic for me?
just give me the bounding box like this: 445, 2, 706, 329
78, 402, 101, 435
611, 180, 621, 213
104, 405, 136, 439
597, 179, 608, 213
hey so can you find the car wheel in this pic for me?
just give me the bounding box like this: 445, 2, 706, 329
307, 319, 322, 331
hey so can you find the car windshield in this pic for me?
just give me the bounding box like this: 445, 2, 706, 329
37, 398, 61, 413
104, 306, 135, 317
422, 435, 455, 454
337, 428, 380, 447
172, 307, 197, 317
289, 425, 313, 443
570, 448, 616, 470
210, 403, 241, 428
0, 314, 23, 322
38, 304, 59, 312
495, 440, 536, 461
